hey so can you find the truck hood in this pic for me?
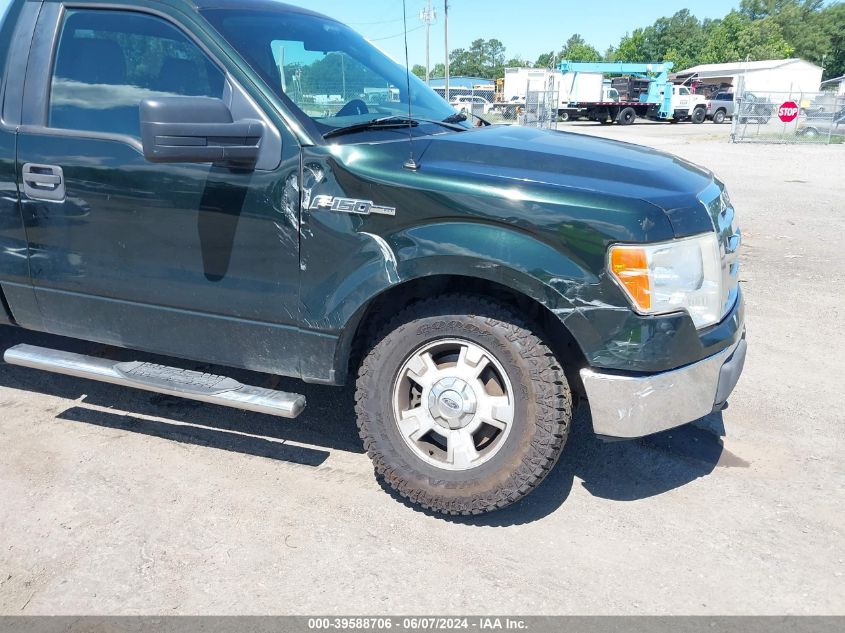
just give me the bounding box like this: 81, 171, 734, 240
416, 125, 717, 237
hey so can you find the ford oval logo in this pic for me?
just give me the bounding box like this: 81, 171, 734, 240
442, 397, 461, 410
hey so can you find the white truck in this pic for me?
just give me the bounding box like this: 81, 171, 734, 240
502, 67, 604, 120
556, 61, 709, 124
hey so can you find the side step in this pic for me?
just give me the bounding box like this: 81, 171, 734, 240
3, 344, 306, 418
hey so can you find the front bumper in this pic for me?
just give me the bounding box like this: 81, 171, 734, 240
580, 330, 747, 439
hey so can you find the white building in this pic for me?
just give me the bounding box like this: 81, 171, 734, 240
675, 58, 823, 94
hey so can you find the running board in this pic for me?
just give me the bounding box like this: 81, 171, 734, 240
3, 344, 306, 418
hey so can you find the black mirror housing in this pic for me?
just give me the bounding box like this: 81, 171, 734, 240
140, 97, 264, 170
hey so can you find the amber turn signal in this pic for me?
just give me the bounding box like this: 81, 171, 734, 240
609, 246, 651, 311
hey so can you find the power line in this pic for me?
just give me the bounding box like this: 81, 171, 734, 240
368, 24, 425, 41
345, 17, 405, 26
420, 0, 436, 84
444, 0, 450, 100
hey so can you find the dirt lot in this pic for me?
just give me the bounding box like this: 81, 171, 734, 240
1, 121, 843, 615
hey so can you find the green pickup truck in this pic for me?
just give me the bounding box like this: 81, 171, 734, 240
0, 0, 745, 515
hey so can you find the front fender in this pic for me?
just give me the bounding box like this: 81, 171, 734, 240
305, 221, 601, 334
303, 217, 726, 384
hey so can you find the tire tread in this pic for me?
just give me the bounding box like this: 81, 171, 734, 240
354, 294, 571, 516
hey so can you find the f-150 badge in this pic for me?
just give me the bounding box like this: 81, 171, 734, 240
310, 195, 396, 216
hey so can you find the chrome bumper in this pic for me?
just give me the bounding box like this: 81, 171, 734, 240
580, 332, 747, 439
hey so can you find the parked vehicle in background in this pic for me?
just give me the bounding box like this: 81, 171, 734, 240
737, 94, 776, 125
797, 106, 845, 138
450, 95, 495, 115
492, 95, 525, 118
706, 92, 735, 123
706, 92, 775, 125
668, 84, 708, 123
557, 61, 708, 125
502, 67, 581, 120
800, 92, 840, 117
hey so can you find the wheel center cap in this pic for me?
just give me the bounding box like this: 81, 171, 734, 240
428, 377, 477, 429
438, 390, 464, 416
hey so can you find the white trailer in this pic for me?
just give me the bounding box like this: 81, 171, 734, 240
502, 67, 604, 118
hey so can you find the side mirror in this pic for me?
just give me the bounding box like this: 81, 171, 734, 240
140, 97, 264, 170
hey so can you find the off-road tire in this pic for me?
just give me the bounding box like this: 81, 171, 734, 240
355, 295, 572, 516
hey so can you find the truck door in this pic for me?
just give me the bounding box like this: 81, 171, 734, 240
0, 0, 41, 327
15, 4, 305, 376
673, 86, 692, 113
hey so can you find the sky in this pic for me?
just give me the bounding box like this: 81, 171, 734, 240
283, 0, 741, 68
0, 0, 742, 69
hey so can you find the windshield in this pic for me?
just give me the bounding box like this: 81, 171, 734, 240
201, 8, 457, 136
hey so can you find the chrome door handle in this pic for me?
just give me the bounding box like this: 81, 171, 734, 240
22, 163, 66, 201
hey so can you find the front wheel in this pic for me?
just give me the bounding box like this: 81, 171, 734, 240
355, 296, 572, 515
691, 107, 706, 124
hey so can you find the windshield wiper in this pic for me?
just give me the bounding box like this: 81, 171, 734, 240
443, 112, 490, 126
442, 112, 468, 124
322, 116, 420, 140
323, 115, 467, 140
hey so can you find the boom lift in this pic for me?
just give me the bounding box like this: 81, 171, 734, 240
557, 60, 706, 124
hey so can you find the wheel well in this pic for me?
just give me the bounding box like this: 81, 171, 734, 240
344, 275, 587, 398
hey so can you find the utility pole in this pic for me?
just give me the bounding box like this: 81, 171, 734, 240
444, 0, 450, 102
419, 1, 436, 85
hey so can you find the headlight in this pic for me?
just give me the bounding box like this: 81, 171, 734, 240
609, 233, 722, 329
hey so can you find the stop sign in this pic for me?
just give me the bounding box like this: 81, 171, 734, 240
778, 101, 800, 123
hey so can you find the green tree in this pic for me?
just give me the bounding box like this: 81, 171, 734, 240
701, 11, 793, 63
534, 51, 555, 68
614, 28, 650, 62
738, 0, 824, 21
411, 64, 427, 80
749, 1, 843, 75
558, 34, 602, 62
700, 13, 746, 63
736, 17, 794, 60
505, 56, 529, 69
449, 38, 507, 79
822, 3, 845, 79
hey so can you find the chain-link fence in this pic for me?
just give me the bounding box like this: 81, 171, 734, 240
522, 89, 559, 129
433, 83, 560, 128
433, 86, 518, 124
731, 90, 845, 144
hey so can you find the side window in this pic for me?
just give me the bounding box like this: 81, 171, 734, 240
49, 9, 225, 138
679, 87, 690, 96
270, 39, 396, 115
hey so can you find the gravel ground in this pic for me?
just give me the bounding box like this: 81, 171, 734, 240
0, 122, 843, 615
